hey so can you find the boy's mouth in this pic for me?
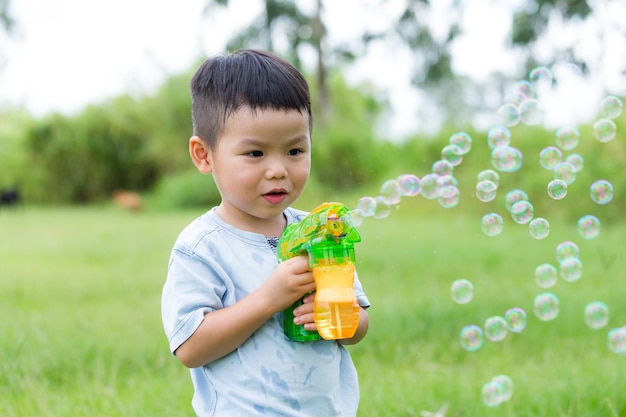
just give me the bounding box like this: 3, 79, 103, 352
263, 189, 288, 204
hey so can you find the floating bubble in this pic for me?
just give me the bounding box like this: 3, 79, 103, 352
584, 301, 609, 330
547, 179, 567, 200
477, 169, 500, 187
529, 217, 550, 239
476, 180, 498, 202
534, 292, 560, 321
578, 214, 600, 240
432, 159, 454, 176
481, 380, 504, 407
555, 126, 580, 150
505, 307, 527, 333
438, 185, 461, 208
481, 213, 504, 237
396, 174, 421, 197
535, 263, 558, 288
484, 316, 508, 342
564, 153, 584, 173
511, 200, 534, 224
420, 173, 440, 200
437, 174, 458, 188
357, 196, 376, 217
491, 374, 514, 402
348, 209, 365, 227
511, 80, 535, 100
560, 257, 583, 282
519, 99, 543, 125
590, 180, 613, 205
491, 146, 523, 172
460, 324, 484, 352
487, 126, 511, 149
529, 66, 553, 85
505, 189, 529, 212
451, 279, 474, 304
449, 132, 472, 155
372, 196, 392, 219
539, 146, 562, 170
556, 241, 579, 262
607, 327, 626, 354
379, 179, 402, 205
497, 103, 520, 127
600, 95, 623, 119
553, 162, 577, 185
593, 118, 617, 142
441, 144, 463, 166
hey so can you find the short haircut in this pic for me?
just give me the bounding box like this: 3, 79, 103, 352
190, 49, 312, 149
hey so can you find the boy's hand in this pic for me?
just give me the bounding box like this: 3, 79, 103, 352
259, 255, 315, 312
293, 292, 316, 330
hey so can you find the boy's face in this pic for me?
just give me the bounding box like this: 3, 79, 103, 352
191, 106, 311, 235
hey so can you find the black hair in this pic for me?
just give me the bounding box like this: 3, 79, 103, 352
190, 49, 312, 149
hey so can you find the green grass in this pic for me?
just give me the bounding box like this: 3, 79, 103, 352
1, 204, 625, 416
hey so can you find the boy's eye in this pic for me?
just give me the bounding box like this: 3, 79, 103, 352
247, 150, 263, 157
288, 148, 303, 156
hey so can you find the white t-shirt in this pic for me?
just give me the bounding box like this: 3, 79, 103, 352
162, 207, 370, 416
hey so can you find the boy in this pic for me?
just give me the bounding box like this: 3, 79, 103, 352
161, 49, 370, 416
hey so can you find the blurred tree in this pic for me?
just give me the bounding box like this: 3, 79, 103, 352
0, 0, 15, 69
203, 0, 622, 132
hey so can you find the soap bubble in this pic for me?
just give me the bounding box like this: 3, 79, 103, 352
491, 374, 514, 402
432, 159, 454, 176
529, 217, 550, 239
529, 66, 553, 85
420, 173, 440, 200
511, 80, 535, 100
449, 132, 472, 155
372, 196, 392, 219
487, 126, 511, 149
555, 126, 580, 150
484, 316, 508, 342
451, 279, 474, 304
492, 146, 523, 172
547, 179, 568, 200
593, 118, 617, 142
535, 263, 558, 288
505, 189, 529, 212
534, 292, 560, 321
437, 174, 458, 188
460, 324, 484, 352
481, 213, 504, 237
379, 179, 402, 205
477, 169, 500, 187
600, 95, 623, 119
357, 196, 376, 217
578, 214, 601, 240
511, 200, 534, 224
505, 307, 527, 333
481, 380, 504, 407
590, 180, 613, 205
497, 103, 520, 127
553, 162, 577, 185
560, 257, 583, 282
556, 241, 579, 262
438, 185, 461, 208
519, 99, 543, 125
539, 146, 562, 170
565, 153, 584, 172
476, 180, 498, 202
584, 301, 609, 330
348, 209, 365, 227
607, 327, 626, 354
396, 174, 421, 196
441, 144, 463, 166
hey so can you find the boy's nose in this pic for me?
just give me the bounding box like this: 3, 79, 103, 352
266, 159, 288, 179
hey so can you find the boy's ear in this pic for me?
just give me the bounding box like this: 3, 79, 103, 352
189, 136, 213, 174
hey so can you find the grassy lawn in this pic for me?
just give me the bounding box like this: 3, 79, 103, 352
1, 203, 625, 416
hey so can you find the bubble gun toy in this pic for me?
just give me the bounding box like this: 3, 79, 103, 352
277, 202, 362, 342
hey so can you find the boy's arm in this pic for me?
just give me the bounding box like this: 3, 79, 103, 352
338, 307, 369, 345
175, 255, 314, 368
